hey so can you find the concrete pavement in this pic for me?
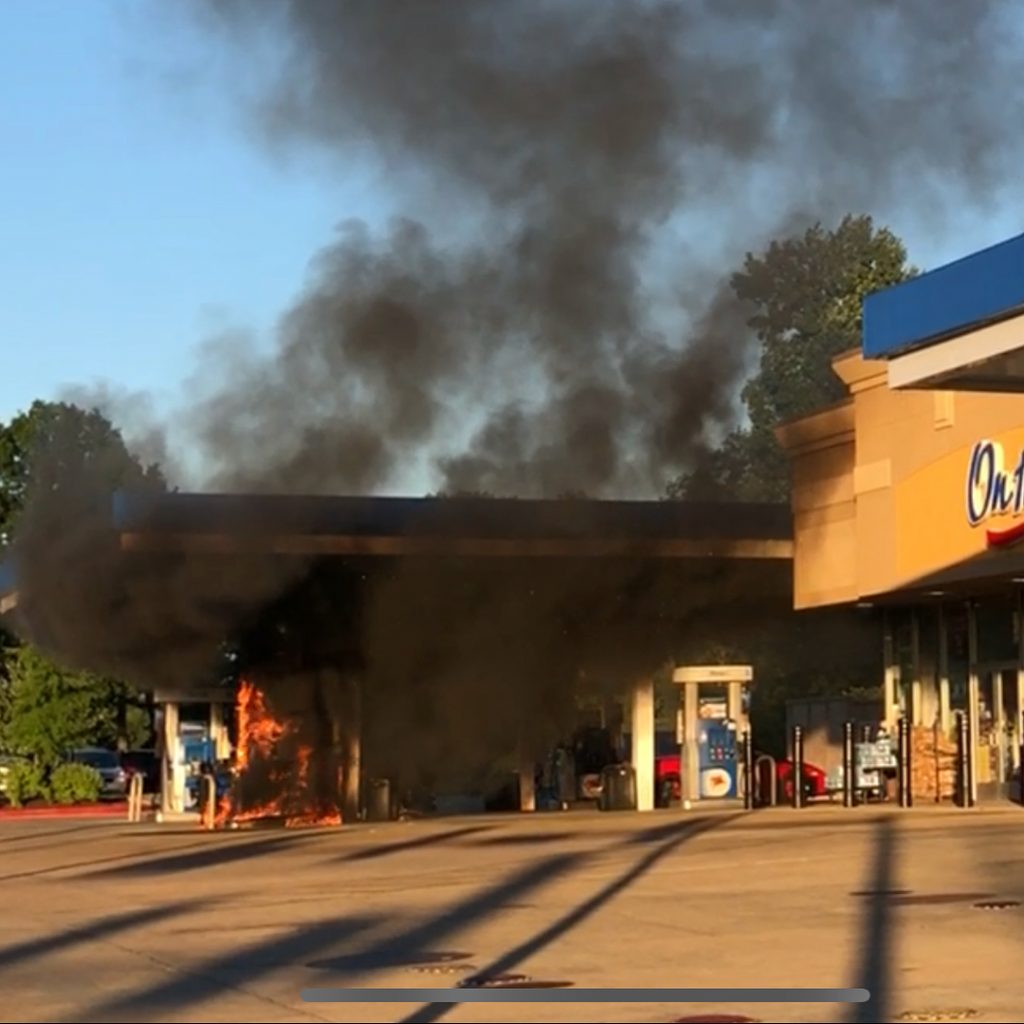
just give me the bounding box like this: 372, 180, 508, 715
0, 805, 1022, 1023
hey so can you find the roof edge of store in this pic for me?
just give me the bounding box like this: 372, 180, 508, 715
863, 230, 1024, 360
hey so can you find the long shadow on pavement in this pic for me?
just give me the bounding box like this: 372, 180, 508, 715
66, 915, 379, 1024
0, 835, 231, 883
0, 822, 119, 846
849, 816, 896, 1024
468, 831, 577, 847
57, 813, 734, 1022
0, 900, 195, 972
81, 831, 323, 879
399, 814, 735, 1024
63, 837, 595, 1019
337, 824, 494, 862
307, 849, 586, 973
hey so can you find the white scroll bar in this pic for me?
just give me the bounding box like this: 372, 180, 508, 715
301, 987, 870, 1003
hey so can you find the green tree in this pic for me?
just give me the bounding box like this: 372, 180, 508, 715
0, 646, 151, 766
2, 646, 103, 767
0, 401, 163, 753
0, 631, 13, 741
670, 215, 915, 502
0, 399, 163, 549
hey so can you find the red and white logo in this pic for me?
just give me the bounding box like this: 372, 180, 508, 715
700, 767, 732, 799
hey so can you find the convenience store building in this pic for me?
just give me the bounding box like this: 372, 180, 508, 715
777, 232, 1024, 800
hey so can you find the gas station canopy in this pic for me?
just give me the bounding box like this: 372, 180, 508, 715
865, 232, 1024, 392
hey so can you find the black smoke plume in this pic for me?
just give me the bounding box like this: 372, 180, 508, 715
178, 0, 1017, 498
5, 1, 1019, 750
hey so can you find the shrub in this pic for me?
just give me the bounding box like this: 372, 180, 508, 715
4, 760, 46, 807
49, 762, 102, 805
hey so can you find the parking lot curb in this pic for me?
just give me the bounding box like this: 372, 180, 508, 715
0, 801, 130, 820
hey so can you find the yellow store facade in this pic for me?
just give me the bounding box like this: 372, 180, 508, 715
778, 233, 1024, 800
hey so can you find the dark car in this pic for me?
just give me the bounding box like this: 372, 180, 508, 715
70, 747, 128, 798
120, 749, 160, 791
571, 726, 619, 800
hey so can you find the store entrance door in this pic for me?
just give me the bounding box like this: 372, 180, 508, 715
975, 664, 1021, 800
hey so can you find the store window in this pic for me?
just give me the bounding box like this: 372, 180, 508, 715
975, 597, 1018, 665
891, 609, 914, 717
946, 604, 969, 710
917, 607, 940, 723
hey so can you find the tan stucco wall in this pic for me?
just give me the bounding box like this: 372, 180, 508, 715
778, 348, 1024, 608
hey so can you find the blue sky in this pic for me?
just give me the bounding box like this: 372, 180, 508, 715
0, 0, 392, 427
3, 0, 1024, 463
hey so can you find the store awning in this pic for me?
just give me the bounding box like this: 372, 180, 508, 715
864, 233, 1024, 393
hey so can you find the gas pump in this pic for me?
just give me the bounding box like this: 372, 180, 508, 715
181, 724, 215, 810
155, 689, 235, 820
699, 719, 738, 798
673, 665, 753, 803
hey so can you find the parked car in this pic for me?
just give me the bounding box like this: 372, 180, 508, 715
571, 726, 619, 801
654, 747, 828, 806
120, 749, 160, 791
775, 756, 829, 800
0, 753, 30, 798
69, 747, 128, 798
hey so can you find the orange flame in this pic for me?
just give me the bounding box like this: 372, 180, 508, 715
204, 679, 341, 830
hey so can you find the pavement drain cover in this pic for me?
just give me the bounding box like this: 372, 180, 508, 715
324, 950, 474, 971
894, 1011, 978, 1022
891, 893, 992, 907
671, 1017, 761, 1023
401, 951, 474, 967
413, 962, 478, 975
850, 888, 912, 897
973, 899, 1020, 910
458, 974, 573, 989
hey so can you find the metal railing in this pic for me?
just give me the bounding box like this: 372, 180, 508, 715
753, 754, 777, 808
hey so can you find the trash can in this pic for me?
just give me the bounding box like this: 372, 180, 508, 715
555, 749, 576, 808
598, 764, 637, 811
365, 778, 392, 822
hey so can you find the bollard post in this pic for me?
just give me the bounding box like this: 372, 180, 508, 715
742, 730, 755, 810
755, 754, 777, 807
1019, 712, 1024, 807
955, 710, 973, 809
126, 773, 142, 823
897, 717, 913, 808
205, 773, 219, 830
196, 772, 215, 830
842, 721, 855, 808
791, 724, 804, 809
965, 706, 975, 808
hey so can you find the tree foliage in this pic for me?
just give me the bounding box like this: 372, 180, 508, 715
0, 399, 164, 549
0, 401, 162, 757
670, 215, 915, 502
671, 606, 882, 755
0, 645, 149, 766
50, 762, 103, 805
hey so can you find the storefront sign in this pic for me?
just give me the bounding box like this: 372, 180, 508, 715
966, 439, 1024, 546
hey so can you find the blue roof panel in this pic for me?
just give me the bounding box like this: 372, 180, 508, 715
863, 232, 1024, 359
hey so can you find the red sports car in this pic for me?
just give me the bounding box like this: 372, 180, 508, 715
655, 751, 827, 806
